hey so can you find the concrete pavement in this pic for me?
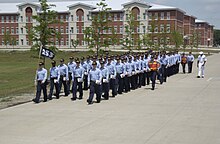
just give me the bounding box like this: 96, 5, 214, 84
0, 53, 220, 144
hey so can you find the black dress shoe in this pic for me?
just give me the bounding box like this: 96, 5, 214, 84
71, 97, 76, 101
87, 99, 92, 104
151, 87, 155, 90
78, 97, 83, 100
197, 76, 200, 78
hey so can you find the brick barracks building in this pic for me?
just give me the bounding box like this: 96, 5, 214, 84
0, 0, 214, 49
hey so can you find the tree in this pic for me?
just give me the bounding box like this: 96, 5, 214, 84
85, 0, 111, 56
214, 29, 220, 47
11, 37, 17, 49
122, 9, 140, 51
171, 30, 183, 50
190, 30, 199, 52
72, 39, 79, 51
3, 31, 11, 48
30, 0, 60, 53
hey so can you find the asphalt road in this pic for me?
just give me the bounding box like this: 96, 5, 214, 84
0, 53, 220, 144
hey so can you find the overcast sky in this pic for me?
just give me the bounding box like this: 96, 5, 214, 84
0, 0, 219, 29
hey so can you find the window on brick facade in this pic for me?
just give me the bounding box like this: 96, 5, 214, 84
154, 13, 158, 20
60, 26, 64, 33
1, 27, 4, 34
66, 15, 69, 21
1, 16, 4, 23
154, 25, 158, 33
114, 14, 117, 21
21, 28, 23, 34
120, 14, 123, 21
161, 12, 164, 20
120, 26, 123, 34
77, 15, 79, 21
16, 27, 18, 34
160, 24, 164, 33
71, 27, 74, 33
148, 25, 152, 33
166, 24, 170, 33
6, 16, 9, 22
71, 15, 74, 21
137, 26, 140, 33
11, 28, 14, 34
167, 12, 170, 20
66, 27, 69, 33
16, 16, 18, 22
26, 17, 28, 22
114, 26, 117, 33
60, 15, 64, 21
77, 26, 79, 33
11, 16, 14, 22
143, 26, 146, 33
149, 13, 152, 20
82, 15, 84, 21
87, 14, 90, 21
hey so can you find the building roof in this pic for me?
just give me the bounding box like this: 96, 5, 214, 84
149, 3, 186, 13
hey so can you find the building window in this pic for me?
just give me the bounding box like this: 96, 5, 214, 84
161, 12, 164, 20
120, 14, 123, 21
137, 26, 140, 33
143, 13, 146, 20
126, 14, 128, 21
87, 14, 90, 21
148, 25, 152, 33
65, 15, 69, 21
16, 40, 19, 45
1, 16, 4, 23
71, 27, 74, 33
11, 16, 14, 22
21, 28, 23, 34
16, 16, 18, 22
27, 40, 29, 45
166, 24, 170, 33
160, 24, 164, 33
1, 27, 4, 34
60, 26, 64, 34
114, 26, 117, 33
77, 15, 79, 21
61, 38, 64, 46
154, 37, 158, 45
137, 14, 140, 20
20, 16, 23, 22
11, 28, 14, 34
6, 16, 9, 22
71, 15, 74, 21
154, 25, 158, 33
26, 17, 28, 22
2, 41, 4, 45
82, 15, 84, 21
167, 12, 170, 20
16, 27, 18, 34
108, 15, 111, 20
6, 27, 9, 33
77, 26, 79, 33
60, 15, 64, 21
109, 27, 112, 34
143, 26, 146, 33
114, 14, 117, 21
66, 27, 69, 34
66, 40, 69, 46
56, 40, 59, 45
120, 26, 123, 34
149, 13, 152, 20
56, 27, 59, 32
21, 39, 24, 45
154, 13, 158, 20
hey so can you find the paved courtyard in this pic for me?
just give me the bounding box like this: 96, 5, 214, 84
0, 53, 220, 144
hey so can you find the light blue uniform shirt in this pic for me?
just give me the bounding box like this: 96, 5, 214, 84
100, 67, 109, 80
115, 62, 125, 74
124, 62, 132, 75
58, 64, 69, 80
187, 55, 194, 62
68, 62, 76, 73
130, 61, 136, 71
50, 66, 60, 81
36, 68, 47, 83
106, 63, 116, 77
88, 68, 102, 82
160, 56, 168, 65
72, 66, 85, 79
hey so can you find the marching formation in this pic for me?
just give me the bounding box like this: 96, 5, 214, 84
33, 50, 199, 105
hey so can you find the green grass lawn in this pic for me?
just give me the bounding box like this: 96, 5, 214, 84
0, 50, 124, 98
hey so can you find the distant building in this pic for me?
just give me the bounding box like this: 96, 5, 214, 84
0, 0, 214, 49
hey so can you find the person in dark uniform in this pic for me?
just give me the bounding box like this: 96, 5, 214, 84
187, 52, 194, 73
33, 62, 48, 103
67, 57, 76, 93
100, 61, 110, 100
48, 60, 60, 100
87, 61, 102, 104
123, 57, 131, 93
148, 55, 160, 90
115, 57, 125, 95
106, 57, 117, 97
71, 59, 85, 101
58, 58, 69, 96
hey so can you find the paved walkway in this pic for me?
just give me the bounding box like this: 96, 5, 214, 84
0, 53, 220, 144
